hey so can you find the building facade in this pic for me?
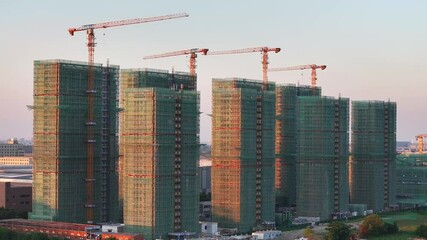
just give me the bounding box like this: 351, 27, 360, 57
0, 142, 25, 157
395, 153, 427, 208
0, 157, 32, 165
30, 60, 119, 223
211, 78, 276, 232
199, 166, 211, 194
275, 85, 321, 208
120, 69, 199, 240
0, 182, 32, 212
296, 96, 349, 220
350, 101, 397, 212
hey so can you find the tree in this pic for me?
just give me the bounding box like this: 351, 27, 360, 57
302, 227, 315, 240
383, 222, 398, 234
21, 232, 50, 240
359, 214, 399, 238
359, 214, 384, 237
0, 207, 28, 220
325, 221, 350, 240
0, 227, 17, 240
416, 225, 427, 238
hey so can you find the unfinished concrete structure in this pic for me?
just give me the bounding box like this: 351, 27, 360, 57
350, 101, 397, 212
211, 78, 276, 232
275, 84, 321, 208
296, 96, 349, 220
30, 60, 119, 223
120, 69, 199, 240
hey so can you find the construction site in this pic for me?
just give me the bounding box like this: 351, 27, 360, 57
295, 96, 350, 221
349, 101, 397, 212
30, 60, 120, 224
1, 9, 401, 240
274, 84, 321, 208
395, 135, 427, 208
211, 78, 276, 233
120, 69, 200, 239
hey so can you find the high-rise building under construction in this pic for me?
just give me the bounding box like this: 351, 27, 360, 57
275, 85, 321, 208
296, 96, 349, 220
211, 78, 275, 233
30, 60, 119, 223
120, 69, 199, 240
350, 101, 396, 212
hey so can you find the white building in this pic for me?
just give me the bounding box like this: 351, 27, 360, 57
0, 140, 25, 157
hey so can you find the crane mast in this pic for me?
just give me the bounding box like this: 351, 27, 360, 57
208, 47, 281, 89
208, 46, 280, 224
269, 64, 326, 88
68, 13, 189, 224
144, 48, 208, 76
416, 134, 427, 154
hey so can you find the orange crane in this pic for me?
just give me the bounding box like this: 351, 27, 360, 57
144, 48, 208, 76
143, 48, 208, 89
269, 64, 327, 88
416, 134, 427, 153
68, 12, 189, 224
207, 47, 281, 89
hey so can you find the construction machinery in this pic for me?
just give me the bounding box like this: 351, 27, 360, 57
416, 134, 427, 153
68, 12, 189, 224
208, 47, 281, 89
144, 48, 209, 76
269, 64, 326, 88
144, 48, 208, 90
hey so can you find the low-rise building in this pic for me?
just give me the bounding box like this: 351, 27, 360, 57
252, 230, 281, 240
0, 140, 25, 157
0, 182, 32, 212
200, 221, 218, 236
0, 156, 32, 165
0, 219, 144, 240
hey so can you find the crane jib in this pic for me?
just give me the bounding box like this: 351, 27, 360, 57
81, 24, 95, 30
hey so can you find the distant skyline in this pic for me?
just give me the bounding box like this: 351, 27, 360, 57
0, 1, 426, 143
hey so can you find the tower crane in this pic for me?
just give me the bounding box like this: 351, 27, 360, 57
207, 47, 281, 89
269, 64, 326, 88
68, 12, 189, 224
416, 134, 427, 153
144, 48, 209, 89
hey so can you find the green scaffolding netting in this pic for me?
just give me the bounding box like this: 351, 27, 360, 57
296, 96, 349, 221
30, 60, 119, 223
120, 69, 199, 240
350, 101, 397, 212
211, 78, 275, 233
275, 84, 321, 207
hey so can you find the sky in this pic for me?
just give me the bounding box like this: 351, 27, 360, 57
0, 0, 426, 143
